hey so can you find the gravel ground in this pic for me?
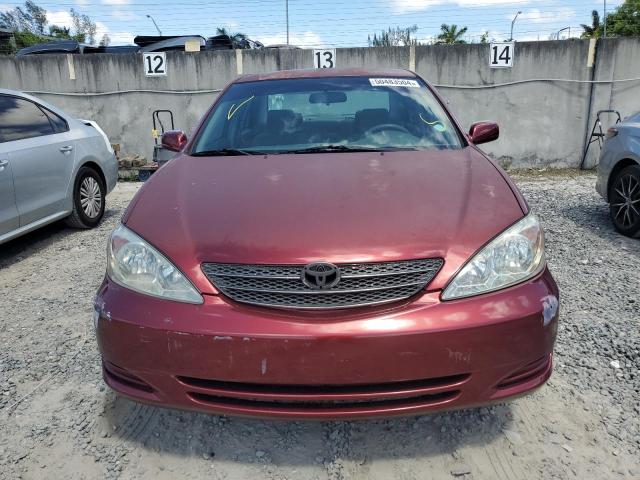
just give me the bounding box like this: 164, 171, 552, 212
0, 171, 638, 480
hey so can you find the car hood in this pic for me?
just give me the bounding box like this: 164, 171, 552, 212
125, 148, 525, 294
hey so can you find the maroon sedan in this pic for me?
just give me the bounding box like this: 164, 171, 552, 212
96, 68, 558, 419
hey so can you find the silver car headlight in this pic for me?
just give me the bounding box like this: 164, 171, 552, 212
442, 214, 545, 301
107, 224, 203, 304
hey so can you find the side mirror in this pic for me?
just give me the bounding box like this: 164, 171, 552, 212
469, 122, 499, 145
161, 130, 188, 152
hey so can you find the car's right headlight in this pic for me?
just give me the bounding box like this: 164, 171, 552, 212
107, 224, 203, 304
441, 214, 546, 300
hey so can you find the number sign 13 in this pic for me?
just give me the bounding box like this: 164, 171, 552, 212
313, 49, 336, 69
143, 52, 167, 76
490, 43, 514, 68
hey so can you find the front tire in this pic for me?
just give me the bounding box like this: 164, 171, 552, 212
65, 166, 106, 229
609, 164, 640, 238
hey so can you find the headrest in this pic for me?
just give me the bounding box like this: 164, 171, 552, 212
267, 109, 300, 131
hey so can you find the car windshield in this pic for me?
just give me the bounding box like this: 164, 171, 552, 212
191, 76, 464, 155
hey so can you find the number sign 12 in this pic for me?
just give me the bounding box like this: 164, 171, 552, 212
490, 43, 514, 68
313, 49, 336, 69
144, 52, 167, 76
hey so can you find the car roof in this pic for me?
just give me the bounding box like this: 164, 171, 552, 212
623, 111, 640, 124
0, 88, 51, 104
0, 88, 44, 103
0, 88, 74, 122
234, 68, 417, 83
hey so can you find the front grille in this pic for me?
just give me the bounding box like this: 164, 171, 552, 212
188, 391, 460, 411
202, 258, 443, 309
177, 373, 470, 396
179, 372, 468, 412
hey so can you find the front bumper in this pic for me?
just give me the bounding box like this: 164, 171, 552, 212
95, 268, 559, 419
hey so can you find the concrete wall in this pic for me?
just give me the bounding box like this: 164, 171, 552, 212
1, 38, 640, 167
415, 41, 595, 168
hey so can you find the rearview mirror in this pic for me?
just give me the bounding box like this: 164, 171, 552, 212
309, 91, 347, 105
469, 122, 499, 145
162, 130, 188, 152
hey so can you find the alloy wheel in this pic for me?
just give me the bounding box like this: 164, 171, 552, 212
611, 173, 640, 229
80, 177, 103, 219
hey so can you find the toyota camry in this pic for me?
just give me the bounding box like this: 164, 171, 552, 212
95, 68, 559, 419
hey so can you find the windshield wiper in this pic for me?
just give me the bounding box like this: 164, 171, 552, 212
191, 148, 262, 157
284, 145, 385, 154
284, 145, 417, 154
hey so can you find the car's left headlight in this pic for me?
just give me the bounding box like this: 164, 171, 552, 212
107, 224, 203, 304
442, 214, 545, 300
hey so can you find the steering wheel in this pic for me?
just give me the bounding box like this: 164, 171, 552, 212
364, 124, 411, 137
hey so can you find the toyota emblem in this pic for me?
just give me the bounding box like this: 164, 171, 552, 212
301, 262, 341, 290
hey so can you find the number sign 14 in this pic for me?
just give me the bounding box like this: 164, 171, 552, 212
490, 43, 514, 68
313, 49, 336, 69
143, 52, 167, 76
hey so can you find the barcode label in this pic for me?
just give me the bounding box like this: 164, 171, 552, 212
369, 78, 420, 88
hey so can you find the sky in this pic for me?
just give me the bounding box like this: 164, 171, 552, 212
0, 0, 628, 46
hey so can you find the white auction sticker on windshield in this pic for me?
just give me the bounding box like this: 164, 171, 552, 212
369, 78, 420, 88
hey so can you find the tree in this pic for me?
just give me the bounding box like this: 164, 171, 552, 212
0, 1, 100, 51
368, 25, 419, 47
26, 1, 46, 34
606, 0, 640, 37
0, 0, 47, 34
49, 25, 72, 39
436, 24, 468, 44
581, 10, 602, 38
480, 31, 490, 44
70, 8, 97, 44
0, 8, 26, 31
216, 26, 248, 43
99, 33, 110, 47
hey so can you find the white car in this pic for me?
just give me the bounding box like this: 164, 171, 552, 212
0, 89, 118, 244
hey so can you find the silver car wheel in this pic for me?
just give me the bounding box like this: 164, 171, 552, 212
611, 174, 640, 229
80, 177, 102, 219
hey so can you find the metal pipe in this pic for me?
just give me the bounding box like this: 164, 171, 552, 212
510, 11, 522, 41
286, 0, 289, 45
146, 15, 162, 36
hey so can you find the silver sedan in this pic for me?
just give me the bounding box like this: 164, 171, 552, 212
0, 89, 118, 244
596, 112, 640, 238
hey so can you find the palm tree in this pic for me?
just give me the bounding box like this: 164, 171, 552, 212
216, 26, 248, 43
581, 10, 602, 39
436, 24, 468, 44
